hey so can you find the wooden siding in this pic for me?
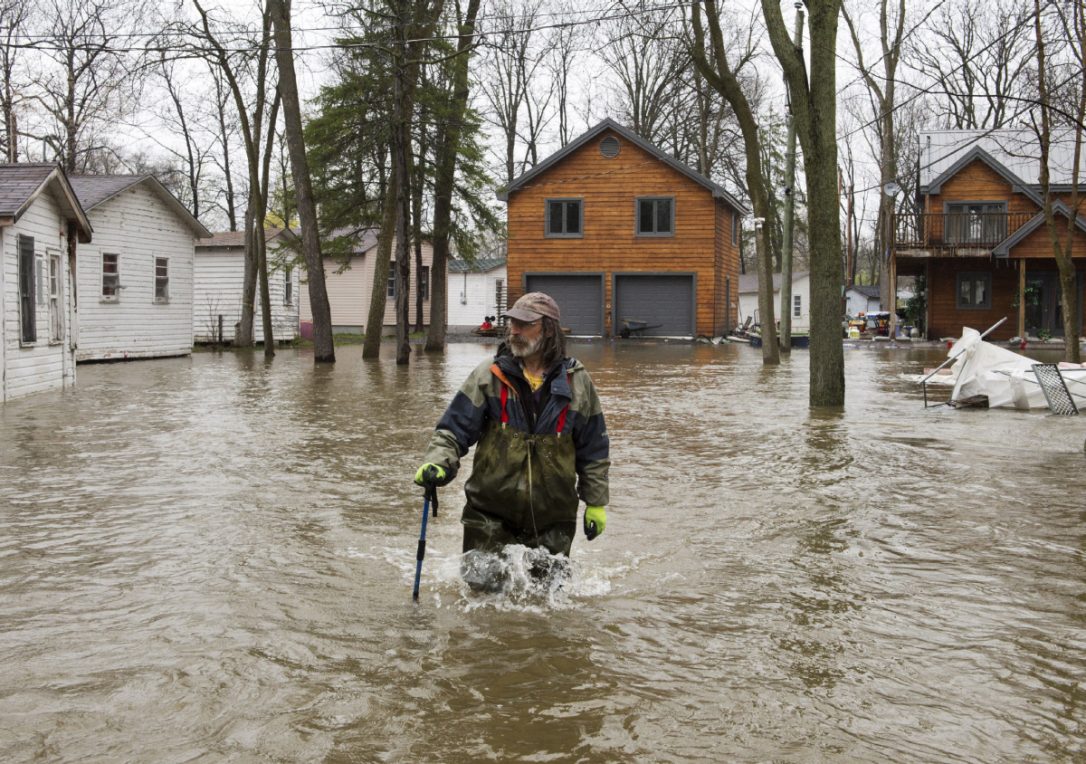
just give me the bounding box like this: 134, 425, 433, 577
193, 245, 300, 343
1, 191, 76, 401
298, 238, 433, 330
76, 184, 197, 361
506, 130, 740, 336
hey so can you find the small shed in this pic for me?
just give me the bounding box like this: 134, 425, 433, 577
69, 175, 211, 361
447, 254, 507, 332
193, 228, 300, 344
845, 285, 881, 317
1, 163, 91, 402
738, 271, 811, 331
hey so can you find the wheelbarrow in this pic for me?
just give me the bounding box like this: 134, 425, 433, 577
620, 318, 664, 338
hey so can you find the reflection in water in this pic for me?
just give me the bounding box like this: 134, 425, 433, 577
1, 342, 1085, 762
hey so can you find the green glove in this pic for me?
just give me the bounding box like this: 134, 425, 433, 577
584, 505, 606, 540
414, 463, 446, 486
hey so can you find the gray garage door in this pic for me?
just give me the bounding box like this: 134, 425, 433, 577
524, 274, 603, 336
614, 274, 695, 337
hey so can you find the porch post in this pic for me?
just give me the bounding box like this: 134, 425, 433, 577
1018, 260, 1026, 340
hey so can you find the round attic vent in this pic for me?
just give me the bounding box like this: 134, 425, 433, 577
600, 136, 620, 158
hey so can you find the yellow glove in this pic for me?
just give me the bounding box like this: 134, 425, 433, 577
584, 505, 606, 540
414, 463, 446, 486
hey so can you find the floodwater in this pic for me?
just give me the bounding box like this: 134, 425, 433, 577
1, 340, 1084, 763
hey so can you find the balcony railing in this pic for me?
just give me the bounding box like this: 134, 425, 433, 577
893, 211, 1035, 252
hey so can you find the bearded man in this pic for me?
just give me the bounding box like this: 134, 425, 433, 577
414, 292, 610, 586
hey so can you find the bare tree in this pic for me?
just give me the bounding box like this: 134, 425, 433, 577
192, 0, 279, 353
689, 0, 779, 364
269, 0, 335, 363
1031, 0, 1083, 362
0, 0, 31, 161
909, 0, 1038, 129
763, 0, 846, 406
27, 0, 148, 171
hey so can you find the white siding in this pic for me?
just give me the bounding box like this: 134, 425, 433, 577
193, 244, 299, 343
299, 238, 434, 331
447, 267, 507, 328
75, 184, 196, 361
1, 191, 76, 402
738, 274, 811, 331
845, 289, 881, 316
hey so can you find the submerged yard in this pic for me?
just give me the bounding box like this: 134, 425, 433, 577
1, 341, 1083, 762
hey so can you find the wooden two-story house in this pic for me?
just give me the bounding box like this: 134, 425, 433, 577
892, 129, 1086, 341
499, 119, 748, 338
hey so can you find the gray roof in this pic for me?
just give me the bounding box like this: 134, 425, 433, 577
919, 129, 1086, 190
0, 163, 92, 240
449, 256, 506, 274
69, 174, 210, 238
847, 284, 880, 298
738, 271, 809, 294
498, 118, 750, 214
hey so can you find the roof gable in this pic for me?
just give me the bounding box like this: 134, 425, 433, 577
498, 118, 750, 213
993, 202, 1086, 256
0, 163, 93, 241
69, 174, 211, 238
923, 146, 1044, 208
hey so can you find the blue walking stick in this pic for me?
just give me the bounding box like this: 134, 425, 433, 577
412, 482, 439, 602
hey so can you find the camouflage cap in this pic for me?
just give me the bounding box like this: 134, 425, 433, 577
503, 292, 561, 322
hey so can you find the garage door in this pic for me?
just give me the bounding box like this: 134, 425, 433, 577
524, 274, 603, 336
614, 274, 695, 337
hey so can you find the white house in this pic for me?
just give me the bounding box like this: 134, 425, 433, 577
845, 285, 881, 317
1, 164, 92, 403
738, 271, 811, 331
299, 230, 434, 335
447, 255, 507, 332
69, 175, 210, 361
193, 228, 300, 344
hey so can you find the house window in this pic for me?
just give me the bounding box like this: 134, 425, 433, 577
793, 294, 802, 318
284, 266, 293, 305
947, 202, 1006, 244
420, 266, 429, 300
49, 253, 63, 342
154, 257, 169, 303
18, 234, 36, 343
546, 199, 582, 237
102, 253, 120, 299
957, 272, 991, 309
387, 267, 396, 298
637, 197, 674, 236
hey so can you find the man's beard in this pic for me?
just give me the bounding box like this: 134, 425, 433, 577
508, 332, 542, 358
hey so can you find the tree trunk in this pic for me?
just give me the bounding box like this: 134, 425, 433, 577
269, 0, 335, 362
237, 202, 257, 346
363, 178, 399, 359
425, 0, 482, 353
763, 0, 845, 406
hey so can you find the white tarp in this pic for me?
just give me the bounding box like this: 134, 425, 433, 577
946, 327, 1086, 410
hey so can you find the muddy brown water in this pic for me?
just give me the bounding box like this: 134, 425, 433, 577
1, 341, 1083, 762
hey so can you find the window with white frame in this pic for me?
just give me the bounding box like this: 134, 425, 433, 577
18, 234, 36, 343
637, 197, 674, 236
49, 253, 63, 342
793, 294, 802, 318
284, 266, 293, 305
387, 266, 396, 298
154, 257, 169, 303
420, 266, 429, 300
102, 253, 120, 299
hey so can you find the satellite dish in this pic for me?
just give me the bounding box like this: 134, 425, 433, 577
883, 181, 901, 197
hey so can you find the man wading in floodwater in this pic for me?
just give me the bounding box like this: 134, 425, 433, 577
414, 292, 610, 590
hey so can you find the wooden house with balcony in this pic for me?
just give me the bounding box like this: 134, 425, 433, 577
891, 129, 1086, 341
